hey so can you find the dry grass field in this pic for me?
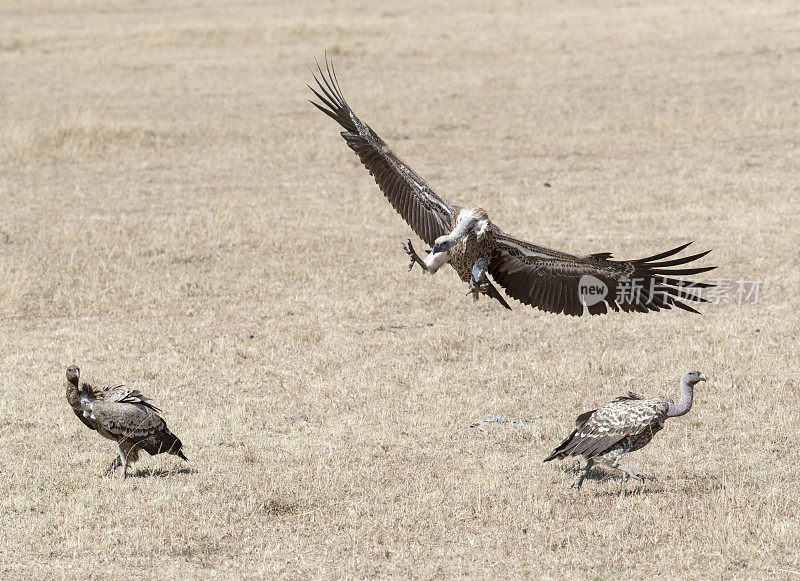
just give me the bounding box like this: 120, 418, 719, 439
1, 0, 799, 578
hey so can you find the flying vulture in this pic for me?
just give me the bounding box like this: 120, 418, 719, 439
544, 370, 706, 490
309, 59, 716, 315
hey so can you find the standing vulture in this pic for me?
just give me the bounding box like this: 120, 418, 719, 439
309, 59, 715, 315
544, 370, 706, 490
65, 366, 187, 478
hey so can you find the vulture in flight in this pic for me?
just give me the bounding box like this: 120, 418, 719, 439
544, 370, 706, 490
309, 59, 716, 315
65, 366, 187, 478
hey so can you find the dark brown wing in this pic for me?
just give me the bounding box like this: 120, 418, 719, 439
490, 231, 715, 316
309, 58, 457, 246
89, 400, 185, 458
543, 399, 668, 461
136, 427, 186, 458
89, 401, 166, 438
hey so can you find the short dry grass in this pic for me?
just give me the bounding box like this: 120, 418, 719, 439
1, 0, 799, 578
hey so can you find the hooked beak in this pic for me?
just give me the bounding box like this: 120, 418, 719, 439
698, 373, 707, 382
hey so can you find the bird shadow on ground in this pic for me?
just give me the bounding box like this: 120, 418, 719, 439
561, 462, 722, 496
129, 466, 197, 478
668, 472, 724, 494
561, 462, 660, 495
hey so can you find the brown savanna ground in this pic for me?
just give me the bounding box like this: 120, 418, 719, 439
1, 0, 799, 578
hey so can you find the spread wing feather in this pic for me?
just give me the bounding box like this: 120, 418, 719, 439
309, 58, 457, 246
490, 231, 715, 316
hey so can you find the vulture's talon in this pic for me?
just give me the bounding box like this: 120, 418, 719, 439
468, 274, 490, 302
403, 239, 426, 272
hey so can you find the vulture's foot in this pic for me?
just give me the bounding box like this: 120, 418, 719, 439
617, 464, 646, 483
468, 276, 491, 301
568, 459, 594, 491
568, 477, 585, 491
467, 278, 491, 301
403, 239, 428, 272
468, 257, 491, 300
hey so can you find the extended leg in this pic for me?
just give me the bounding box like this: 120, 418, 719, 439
468, 257, 490, 301
402, 239, 450, 274
103, 455, 122, 476
402, 239, 428, 271
117, 442, 135, 479
569, 458, 594, 491
122, 459, 129, 479
614, 464, 652, 483
596, 454, 651, 483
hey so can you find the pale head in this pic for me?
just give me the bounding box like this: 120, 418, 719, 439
66, 365, 81, 387
432, 235, 455, 255
683, 370, 706, 386
432, 206, 489, 254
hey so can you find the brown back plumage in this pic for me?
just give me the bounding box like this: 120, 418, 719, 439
543, 394, 669, 462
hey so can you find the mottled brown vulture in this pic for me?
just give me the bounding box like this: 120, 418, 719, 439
65, 366, 187, 478
309, 59, 715, 315
544, 370, 706, 490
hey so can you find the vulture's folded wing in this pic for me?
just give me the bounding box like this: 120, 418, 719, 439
544, 399, 668, 461
490, 232, 715, 316
90, 400, 184, 457
89, 401, 167, 439
309, 58, 457, 246
99, 384, 161, 412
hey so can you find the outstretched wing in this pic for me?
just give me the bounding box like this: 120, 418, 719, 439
309, 58, 458, 246
490, 231, 715, 316
543, 399, 668, 461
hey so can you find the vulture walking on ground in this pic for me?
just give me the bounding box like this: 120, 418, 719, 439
65, 366, 187, 478
309, 59, 716, 315
544, 370, 706, 490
